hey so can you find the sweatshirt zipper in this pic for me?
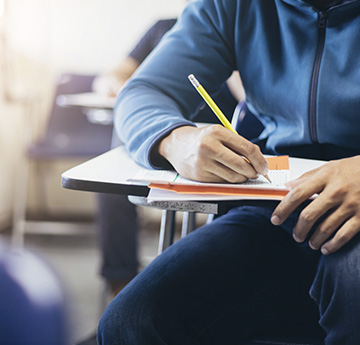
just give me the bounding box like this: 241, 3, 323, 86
309, 11, 327, 143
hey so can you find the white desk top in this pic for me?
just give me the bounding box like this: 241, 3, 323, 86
62, 146, 149, 196
62, 146, 220, 213
62, 146, 327, 214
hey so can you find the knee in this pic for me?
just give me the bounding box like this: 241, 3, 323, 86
97, 288, 142, 345
97, 294, 126, 345
310, 238, 360, 308
97, 281, 160, 345
308, 236, 360, 342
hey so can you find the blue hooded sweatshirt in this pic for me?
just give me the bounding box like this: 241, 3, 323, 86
115, 0, 360, 169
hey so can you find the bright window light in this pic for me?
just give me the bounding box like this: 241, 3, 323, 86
0, 0, 4, 17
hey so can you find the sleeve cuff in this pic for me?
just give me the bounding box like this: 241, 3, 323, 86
147, 122, 197, 170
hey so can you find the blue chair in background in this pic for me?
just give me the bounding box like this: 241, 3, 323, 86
27, 74, 113, 158
231, 101, 264, 141
12, 73, 113, 247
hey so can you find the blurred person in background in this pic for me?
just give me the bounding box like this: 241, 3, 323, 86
79, 5, 242, 344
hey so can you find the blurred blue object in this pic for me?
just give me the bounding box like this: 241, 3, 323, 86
0, 240, 68, 345
232, 101, 264, 141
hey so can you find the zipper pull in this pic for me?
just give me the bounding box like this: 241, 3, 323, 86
318, 11, 327, 28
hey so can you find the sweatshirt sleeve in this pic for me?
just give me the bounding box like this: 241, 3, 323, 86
114, 0, 237, 169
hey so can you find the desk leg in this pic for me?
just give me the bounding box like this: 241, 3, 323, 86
206, 214, 215, 224
157, 210, 176, 255
11, 156, 30, 248
181, 212, 196, 238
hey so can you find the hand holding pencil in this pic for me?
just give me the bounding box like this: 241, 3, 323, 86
188, 74, 271, 182
157, 75, 269, 184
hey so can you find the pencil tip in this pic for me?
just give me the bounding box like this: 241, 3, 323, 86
264, 174, 272, 183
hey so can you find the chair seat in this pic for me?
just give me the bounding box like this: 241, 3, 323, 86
27, 127, 112, 159
12, 73, 113, 249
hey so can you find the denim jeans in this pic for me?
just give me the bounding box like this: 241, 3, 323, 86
97, 203, 360, 344
96, 193, 138, 283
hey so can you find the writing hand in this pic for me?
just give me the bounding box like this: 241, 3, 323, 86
158, 125, 269, 183
271, 156, 360, 255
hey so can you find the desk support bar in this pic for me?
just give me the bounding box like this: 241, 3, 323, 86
158, 210, 176, 255
181, 212, 196, 238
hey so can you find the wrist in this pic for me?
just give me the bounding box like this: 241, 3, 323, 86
158, 126, 198, 162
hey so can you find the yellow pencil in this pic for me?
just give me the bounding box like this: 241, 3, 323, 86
188, 74, 271, 183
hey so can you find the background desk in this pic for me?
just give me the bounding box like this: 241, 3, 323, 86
56, 92, 116, 110
57, 91, 115, 126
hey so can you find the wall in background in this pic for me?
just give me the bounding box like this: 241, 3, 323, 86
7, 0, 186, 74
0, 0, 186, 229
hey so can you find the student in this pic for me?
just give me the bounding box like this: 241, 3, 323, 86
98, 0, 360, 344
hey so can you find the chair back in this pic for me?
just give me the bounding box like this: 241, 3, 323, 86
231, 101, 264, 140
28, 74, 113, 158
